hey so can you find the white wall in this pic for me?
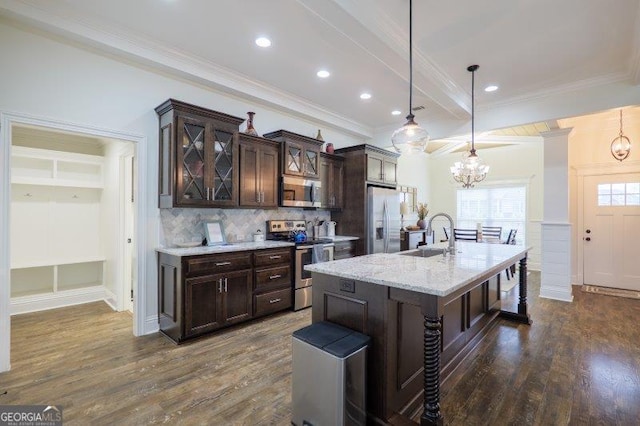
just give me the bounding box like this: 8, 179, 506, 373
397, 153, 431, 223
428, 143, 544, 270
0, 20, 370, 334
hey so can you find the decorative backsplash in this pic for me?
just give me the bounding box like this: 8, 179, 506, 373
159, 208, 331, 247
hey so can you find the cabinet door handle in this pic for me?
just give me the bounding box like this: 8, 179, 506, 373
218, 279, 223, 293
224, 277, 228, 292
269, 298, 282, 304
269, 274, 282, 280
269, 255, 281, 259
216, 261, 231, 266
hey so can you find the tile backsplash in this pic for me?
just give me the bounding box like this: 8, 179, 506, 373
159, 208, 331, 247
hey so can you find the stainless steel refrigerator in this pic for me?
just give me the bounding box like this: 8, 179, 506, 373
367, 186, 401, 254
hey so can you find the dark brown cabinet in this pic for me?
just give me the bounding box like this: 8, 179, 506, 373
157, 246, 293, 343
252, 248, 293, 317
366, 150, 398, 186
333, 240, 357, 260
332, 145, 401, 255
184, 274, 223, 336
263, 130, 324, 179
219, 269, 253, 325
320, 153, 344, 209
238, 134, 279, 208
155, 99, 244, 208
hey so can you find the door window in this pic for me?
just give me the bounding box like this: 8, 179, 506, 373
597, 182, 640, 206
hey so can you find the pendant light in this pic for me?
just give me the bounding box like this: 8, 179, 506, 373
391, 0, 429, 154
450, 64, 489, 188
610, 109, 631, 161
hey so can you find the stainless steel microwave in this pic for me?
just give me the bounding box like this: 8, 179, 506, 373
281, 176, 321, 208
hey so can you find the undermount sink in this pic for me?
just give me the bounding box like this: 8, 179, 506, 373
399, 247, 446, 258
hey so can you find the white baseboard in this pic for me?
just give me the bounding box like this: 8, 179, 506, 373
539, 286, 574, 302
143, 314, 159, 335
11, 286, 107, 315
103, 288, 118, 311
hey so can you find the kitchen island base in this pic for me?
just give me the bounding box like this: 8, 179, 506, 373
311, 254, 530, 425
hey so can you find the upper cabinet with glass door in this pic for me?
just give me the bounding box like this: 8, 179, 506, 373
155, 99, 244, 208
263, 130, 324, 179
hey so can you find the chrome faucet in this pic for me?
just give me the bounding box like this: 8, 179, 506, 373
427, 212, 456, 255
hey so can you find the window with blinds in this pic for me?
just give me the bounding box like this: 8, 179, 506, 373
456, 186, 527, 243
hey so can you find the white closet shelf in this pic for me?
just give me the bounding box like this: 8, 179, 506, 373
11, 257, 106, 270
11, 146, 104, 188
12, 177, 104, 189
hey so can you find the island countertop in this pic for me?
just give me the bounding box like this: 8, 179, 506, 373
305, 241, 530, 297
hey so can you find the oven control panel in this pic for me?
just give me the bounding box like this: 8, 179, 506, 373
267, 220, 306, 233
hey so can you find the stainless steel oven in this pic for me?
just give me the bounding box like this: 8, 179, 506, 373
281, 176, 321, 208
294, 243, 334, 310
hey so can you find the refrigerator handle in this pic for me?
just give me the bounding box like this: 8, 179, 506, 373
383, 199, 389, 253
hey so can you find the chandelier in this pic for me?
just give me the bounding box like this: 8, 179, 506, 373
391, 0, 429, 155
610, 109, 631, 161
450, 64, 489, 188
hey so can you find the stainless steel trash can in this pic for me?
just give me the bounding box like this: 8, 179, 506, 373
292, 321, 371, 426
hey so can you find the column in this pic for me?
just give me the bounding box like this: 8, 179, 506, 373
539, 128, 574, 302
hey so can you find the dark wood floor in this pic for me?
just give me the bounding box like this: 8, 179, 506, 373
1, 272, 639, 425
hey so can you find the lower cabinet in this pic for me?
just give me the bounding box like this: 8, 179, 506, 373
158, 247, 293, 343
333, 240, 357, 260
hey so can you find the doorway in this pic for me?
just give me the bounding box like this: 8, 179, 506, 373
0, 112, 147, 372
582, 172, 640, 291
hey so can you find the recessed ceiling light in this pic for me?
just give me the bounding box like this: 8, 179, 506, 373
360, 93, 372, 100
255, 37, 271, 48
484, 85, 498, 92
316, 70, 330, 78
391, 110, 402, 115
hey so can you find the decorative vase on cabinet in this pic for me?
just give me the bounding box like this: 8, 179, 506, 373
245, 111, 259, 136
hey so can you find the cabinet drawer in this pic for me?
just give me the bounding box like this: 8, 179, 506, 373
255, 265, 291, 291
334, 241, 356, 260
185, 252, 252, 276
254, 288, 292, 317
254, 249, 292, 267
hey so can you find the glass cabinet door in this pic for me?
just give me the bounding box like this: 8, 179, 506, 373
213, 129, 234, 201
178, 118, 207, 203
286, 143, 303, 175
304, 149, 319, 177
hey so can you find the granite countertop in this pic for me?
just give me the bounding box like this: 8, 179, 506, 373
305, 242, 530, 297
157, 240, 295, 256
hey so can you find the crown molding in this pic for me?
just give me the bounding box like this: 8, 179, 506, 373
484, 71, 629, 110
0, 0, 373, 138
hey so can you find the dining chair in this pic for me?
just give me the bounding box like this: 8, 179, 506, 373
453, 228, 478, 241
504, 229, 518, 280
482, 226, 502, 240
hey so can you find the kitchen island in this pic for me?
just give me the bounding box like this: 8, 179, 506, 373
305, 242, 531, 425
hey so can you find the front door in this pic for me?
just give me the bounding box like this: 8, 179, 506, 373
583, 173, 640, 290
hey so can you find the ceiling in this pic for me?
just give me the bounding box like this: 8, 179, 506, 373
2, 0, 640, 149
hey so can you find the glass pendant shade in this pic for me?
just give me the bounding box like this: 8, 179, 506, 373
450, 150, 490, 188
611, 109, 631, 162
392, 114, 430, 154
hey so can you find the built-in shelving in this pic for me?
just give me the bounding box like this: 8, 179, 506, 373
11, 146, 104, 188
10, 145, 108, 314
